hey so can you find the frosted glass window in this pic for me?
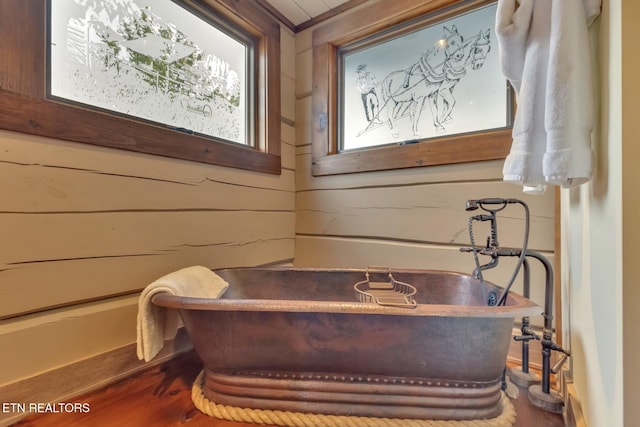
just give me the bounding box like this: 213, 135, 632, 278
338, 2, 506, 151
49, 0, 252, 146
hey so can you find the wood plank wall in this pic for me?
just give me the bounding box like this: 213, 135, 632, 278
293, 4, 556, 316
0, 24, 297, 398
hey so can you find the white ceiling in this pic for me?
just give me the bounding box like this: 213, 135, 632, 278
264, 0, 351, 27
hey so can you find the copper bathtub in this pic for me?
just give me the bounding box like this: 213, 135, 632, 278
152, 267, 540, 420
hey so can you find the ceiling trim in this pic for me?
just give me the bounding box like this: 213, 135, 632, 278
254, 0, 296, 32
254, 0, 368, 33
295, 0, 368, 32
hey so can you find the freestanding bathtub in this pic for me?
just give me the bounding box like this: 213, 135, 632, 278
152, 267, 540, 421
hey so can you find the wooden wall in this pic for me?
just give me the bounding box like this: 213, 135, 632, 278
0, 24, 296, 393
293, 4, 556, 314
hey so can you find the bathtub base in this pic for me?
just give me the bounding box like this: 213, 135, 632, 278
202, 369, 504, 420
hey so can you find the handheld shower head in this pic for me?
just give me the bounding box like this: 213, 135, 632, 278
465, 198, 517, 212
465, 200, 479, 211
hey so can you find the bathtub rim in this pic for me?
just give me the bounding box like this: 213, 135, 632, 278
151, 267, 541, 318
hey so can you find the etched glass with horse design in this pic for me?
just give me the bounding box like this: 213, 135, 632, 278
340, 2, 507, 151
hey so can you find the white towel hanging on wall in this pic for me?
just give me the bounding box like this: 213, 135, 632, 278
495, 0, 601, 194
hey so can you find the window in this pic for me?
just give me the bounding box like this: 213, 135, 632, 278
0, 0, 281, 174
311, 0, 512, 176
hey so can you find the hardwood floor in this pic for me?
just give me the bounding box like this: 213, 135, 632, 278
13, 351, 565, 426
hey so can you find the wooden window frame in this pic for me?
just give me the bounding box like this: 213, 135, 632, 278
311, 0, 512, 176
0, 0, 281, 174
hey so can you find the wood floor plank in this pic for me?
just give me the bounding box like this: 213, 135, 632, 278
13, 351, 262, 427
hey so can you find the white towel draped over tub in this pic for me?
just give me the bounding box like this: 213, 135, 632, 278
495, 0, 601, 194
136, 266, 229, 362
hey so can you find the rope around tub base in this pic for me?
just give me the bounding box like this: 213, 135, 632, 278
191, 371, 516, 427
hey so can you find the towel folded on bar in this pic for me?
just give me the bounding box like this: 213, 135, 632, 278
136, 265, 229, 362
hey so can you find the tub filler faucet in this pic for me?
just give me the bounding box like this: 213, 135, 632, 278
460, 197, 571, 414
460, 198, 529, 306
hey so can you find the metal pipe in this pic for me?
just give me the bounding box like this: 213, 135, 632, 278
520, 258, 532, 373
521, 318, 531, 374
520, 250, 556, 394
520, 250, 554, 330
